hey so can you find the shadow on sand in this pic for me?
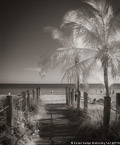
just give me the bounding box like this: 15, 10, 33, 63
36, 104, 83, 145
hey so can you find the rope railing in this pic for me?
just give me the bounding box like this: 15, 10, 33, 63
42, 99, 65, 103
0, 87, 72, 145
0, 105, 9, 113
79, 94, 120, 124
0, 97, 24, 114
65, 88, 120, 122
87, 96, 119, 114
0, 87, 40, 131
16, 98, 24, 104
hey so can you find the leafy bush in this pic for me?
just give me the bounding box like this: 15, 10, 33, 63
0, 97, 47, 145
67, 106, 120, 142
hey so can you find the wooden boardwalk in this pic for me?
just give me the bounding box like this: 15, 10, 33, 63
35, 104, 81, 145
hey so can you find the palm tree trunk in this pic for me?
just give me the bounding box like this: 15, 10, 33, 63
76, 69, 80, 112
104, 65, 109, 97
76, 68, 79, 92
103, 65, 111, 131
74, 57, 81, 112
75, 60, 81, 112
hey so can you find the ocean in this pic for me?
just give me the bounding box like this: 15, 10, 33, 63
0, 84, 73, 95
0, 84, 69, 104
0, 87, 65, 96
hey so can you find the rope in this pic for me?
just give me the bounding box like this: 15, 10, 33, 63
0, 106, 9, 113
87, 96, 119, 113
95, 101, 119, 113
0, 96, 24, 113
16, 98, 24, 104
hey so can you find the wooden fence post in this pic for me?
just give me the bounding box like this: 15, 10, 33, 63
116, 93, 120, 121
71, 89, 73, 106
71, 89, 75, 108
66, 87, 68, 105
75, 93, 77, 109
38, 87, 41, 96
84, 92, 88, 112
68, 88, 71, 106
103, 96, 111, 131
6, 95, 14, 135
77, 90, 81, 112
36, 88, 39, 100
26, 90, 30, 107
32, 89, 35, 103
70, 91, 72, 106
38, 87, 41, 102
22, 91, 27, 110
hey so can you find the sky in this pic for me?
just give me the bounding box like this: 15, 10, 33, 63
0, 0, 120, 84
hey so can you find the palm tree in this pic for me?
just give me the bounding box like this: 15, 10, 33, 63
61, 0, 120, 129
39, 26, 95, 109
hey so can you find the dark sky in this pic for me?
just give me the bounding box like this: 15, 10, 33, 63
0, 0, 120, 83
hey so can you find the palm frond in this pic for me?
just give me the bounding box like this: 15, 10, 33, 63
38, 48, 78, 78
61, 9, 102, 48
61, 65, 76, 83
61, 56, 97, 84
85, 0, 114, 47
62, 56, 97, 84
108, 48, 120, 78
77, 57, 97, 81
108, 40, 120, 51
107, 10, 120, 42
85, 0, 110, 16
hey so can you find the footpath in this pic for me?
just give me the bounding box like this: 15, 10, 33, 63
35, 104, 82, 145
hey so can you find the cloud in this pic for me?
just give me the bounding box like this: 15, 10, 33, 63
25, 67, 42, 72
